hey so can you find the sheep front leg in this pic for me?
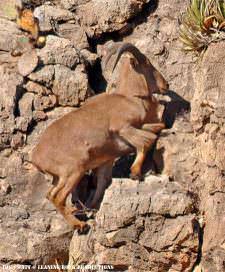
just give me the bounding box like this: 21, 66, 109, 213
129, 123, 165, 179
130, 148, 148, 180
119, 125, 160, 180
142, 122, 165, 133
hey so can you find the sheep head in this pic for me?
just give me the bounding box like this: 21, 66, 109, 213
104, 42, 169, 96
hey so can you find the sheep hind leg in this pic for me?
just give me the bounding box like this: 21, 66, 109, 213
49, 171, 87, 231
46, 175, 63, 201
87, 160, 114, 209
47, 176, 82, 214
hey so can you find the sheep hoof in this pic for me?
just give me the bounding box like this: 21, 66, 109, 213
129, 173, 144, 182
68, 206, 78, 214
78, 223, 90, 235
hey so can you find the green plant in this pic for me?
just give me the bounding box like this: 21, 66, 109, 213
179, 0, 225, 53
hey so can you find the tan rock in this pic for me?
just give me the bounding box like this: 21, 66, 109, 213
25, 81, 51, 96
76, 0, 150, 38
37, 35, 80, 68
17, 49, 39, 77
28, 65, 55, 87
53, 64, 91, 106
69, 177, 198, 271
33, 95, 57, 111
34, 5, 74, 32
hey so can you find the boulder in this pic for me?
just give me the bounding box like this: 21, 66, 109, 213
53, 64, 91, 106
18, 92, 34, 117
33, 94, 57, 111
34, 5, 75, 32
0, 161, 73, 266
69, 176, 199, 272
153, 114, 198, 186
0, 0, 18, 20
0, 19, 22, 52
37, 35, 80, 68
25, 81, 51, 96
28, 65, 55, 87
17, 50, 39, 77
76, 0, 151, 38
57, 23, 89, 50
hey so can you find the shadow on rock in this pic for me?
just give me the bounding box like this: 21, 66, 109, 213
162, 90, 190, 128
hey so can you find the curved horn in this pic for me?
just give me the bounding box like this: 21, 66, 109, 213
101, 41, 122, 71
111, 43, 146, 72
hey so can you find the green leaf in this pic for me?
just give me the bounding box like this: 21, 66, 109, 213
220, 2, 225, 17
191, 0, 201, 20
179, 0, 225, 53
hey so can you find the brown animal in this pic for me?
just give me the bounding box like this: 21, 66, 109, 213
82, 43, 169, 209
83, 42, 168, 204
103, 42, 169, 94
32, 43, 169, 230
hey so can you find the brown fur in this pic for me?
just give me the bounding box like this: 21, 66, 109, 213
84, 43, 168, 208
103, 42, 169, 94
32, 43, 169, 230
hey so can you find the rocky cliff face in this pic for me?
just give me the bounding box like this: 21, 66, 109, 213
0, 0, 224, 271
69, 176, 199, 272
